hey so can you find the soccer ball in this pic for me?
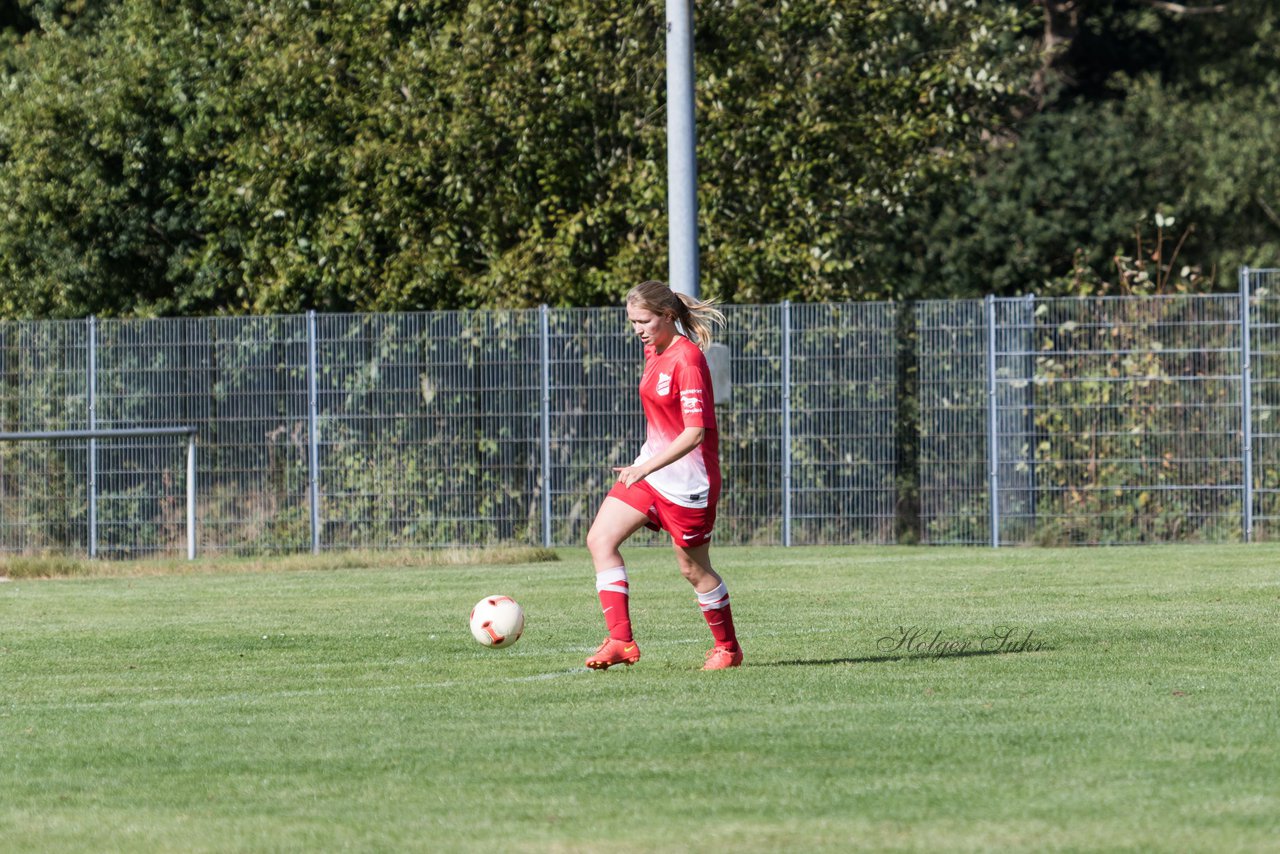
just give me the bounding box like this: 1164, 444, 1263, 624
469, 595, 525, 648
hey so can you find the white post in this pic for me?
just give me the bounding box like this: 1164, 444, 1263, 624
0, 427, 198, 560
186, 431, 197, 560
666, 0, 700, 298
87, 316, 98, 558
306, 311, 322, 554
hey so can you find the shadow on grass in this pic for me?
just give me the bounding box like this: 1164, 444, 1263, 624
758, 647, 1053, 667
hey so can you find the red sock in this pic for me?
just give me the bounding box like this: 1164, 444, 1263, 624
697, 582, 738, 651
596, 566, 632, 642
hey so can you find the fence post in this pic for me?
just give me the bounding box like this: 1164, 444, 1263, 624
86, 316, 97, 559
306, 310, 321, 554
985, 295, 1000, 548
1024, 292, 1038, 538
186, 431, 197, 560
781, 300, 793, 547
539, 305, 553, 548
1241, 267, 1254, 543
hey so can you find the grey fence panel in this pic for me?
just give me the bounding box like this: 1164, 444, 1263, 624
0, 320, 89, 552
916, 300, 990, 545
92, 318, 208, 556
1248, 269, 1280, 540
991, 296, 1039, 545
788, 302, 897, 544
1001, 294, 1245, 545
314, 311, 543, 550
716, 304, 784, 545
4, 283, 1280, 557
547, 304, 793, 548
201, 316, 312, 554
545, 304, 788, 548
545, 307, 653, 546
95, 315, 312, 556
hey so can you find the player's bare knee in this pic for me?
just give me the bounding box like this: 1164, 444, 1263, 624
585, 526, 620, 562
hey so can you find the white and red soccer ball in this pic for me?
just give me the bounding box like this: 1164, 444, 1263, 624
469, 595, 525, 648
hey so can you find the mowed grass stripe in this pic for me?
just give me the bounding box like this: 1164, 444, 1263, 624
2, 545, 1278, 852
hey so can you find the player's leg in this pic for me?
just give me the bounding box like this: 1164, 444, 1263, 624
671, 540, 742, 669
670, 539, 721, 592
586, 494, 649, 573
584, 495, 649, 669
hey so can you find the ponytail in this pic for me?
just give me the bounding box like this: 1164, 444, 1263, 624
626, 280, 725, 350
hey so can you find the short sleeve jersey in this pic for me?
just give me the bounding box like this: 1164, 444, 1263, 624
633, 335, 721, 508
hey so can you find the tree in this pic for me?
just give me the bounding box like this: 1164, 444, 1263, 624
904, 0, 1280, 298
0, 0, 1041, 317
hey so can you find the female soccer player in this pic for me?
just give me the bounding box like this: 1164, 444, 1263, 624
584, 280, 742, 671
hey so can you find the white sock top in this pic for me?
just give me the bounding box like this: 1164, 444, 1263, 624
595, 565, 628, 591
697, 581, 728, 607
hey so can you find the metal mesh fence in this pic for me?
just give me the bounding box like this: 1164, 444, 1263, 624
546, 307, 650, 546
0, 321, 90, 553
788, 302, 898, 544
199, 316, 312, 554
315, 311, 543, 550
995, 294, 1244, 545
96, 319, 241, 556
1249, 269, 1280, 539
916, 300, 989, 545
714, 304, 784, 545
2, 276, 1279, 557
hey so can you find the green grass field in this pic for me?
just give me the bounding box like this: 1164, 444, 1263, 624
2, 545, 1278, 852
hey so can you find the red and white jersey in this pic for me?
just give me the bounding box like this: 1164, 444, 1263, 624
633, 335, 721, 508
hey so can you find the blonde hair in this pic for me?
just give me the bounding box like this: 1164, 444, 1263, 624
626, 280, 725, 350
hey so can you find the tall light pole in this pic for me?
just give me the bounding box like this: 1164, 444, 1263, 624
666, 0, 700, 299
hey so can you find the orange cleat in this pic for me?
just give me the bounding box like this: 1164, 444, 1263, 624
585, 638, 642, 670
702, 646, 743, 671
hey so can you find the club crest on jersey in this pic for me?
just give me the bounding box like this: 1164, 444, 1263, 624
656, 372, 672, 396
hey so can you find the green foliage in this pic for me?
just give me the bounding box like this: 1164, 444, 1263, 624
690, 1, 1038, 303
0, 4, 206, 316
3, 0, 1276, 313
903, 82, 1280, 298
0, 0, 1039, 317
1, 0, 108, 45
2, 547, 1280, 849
